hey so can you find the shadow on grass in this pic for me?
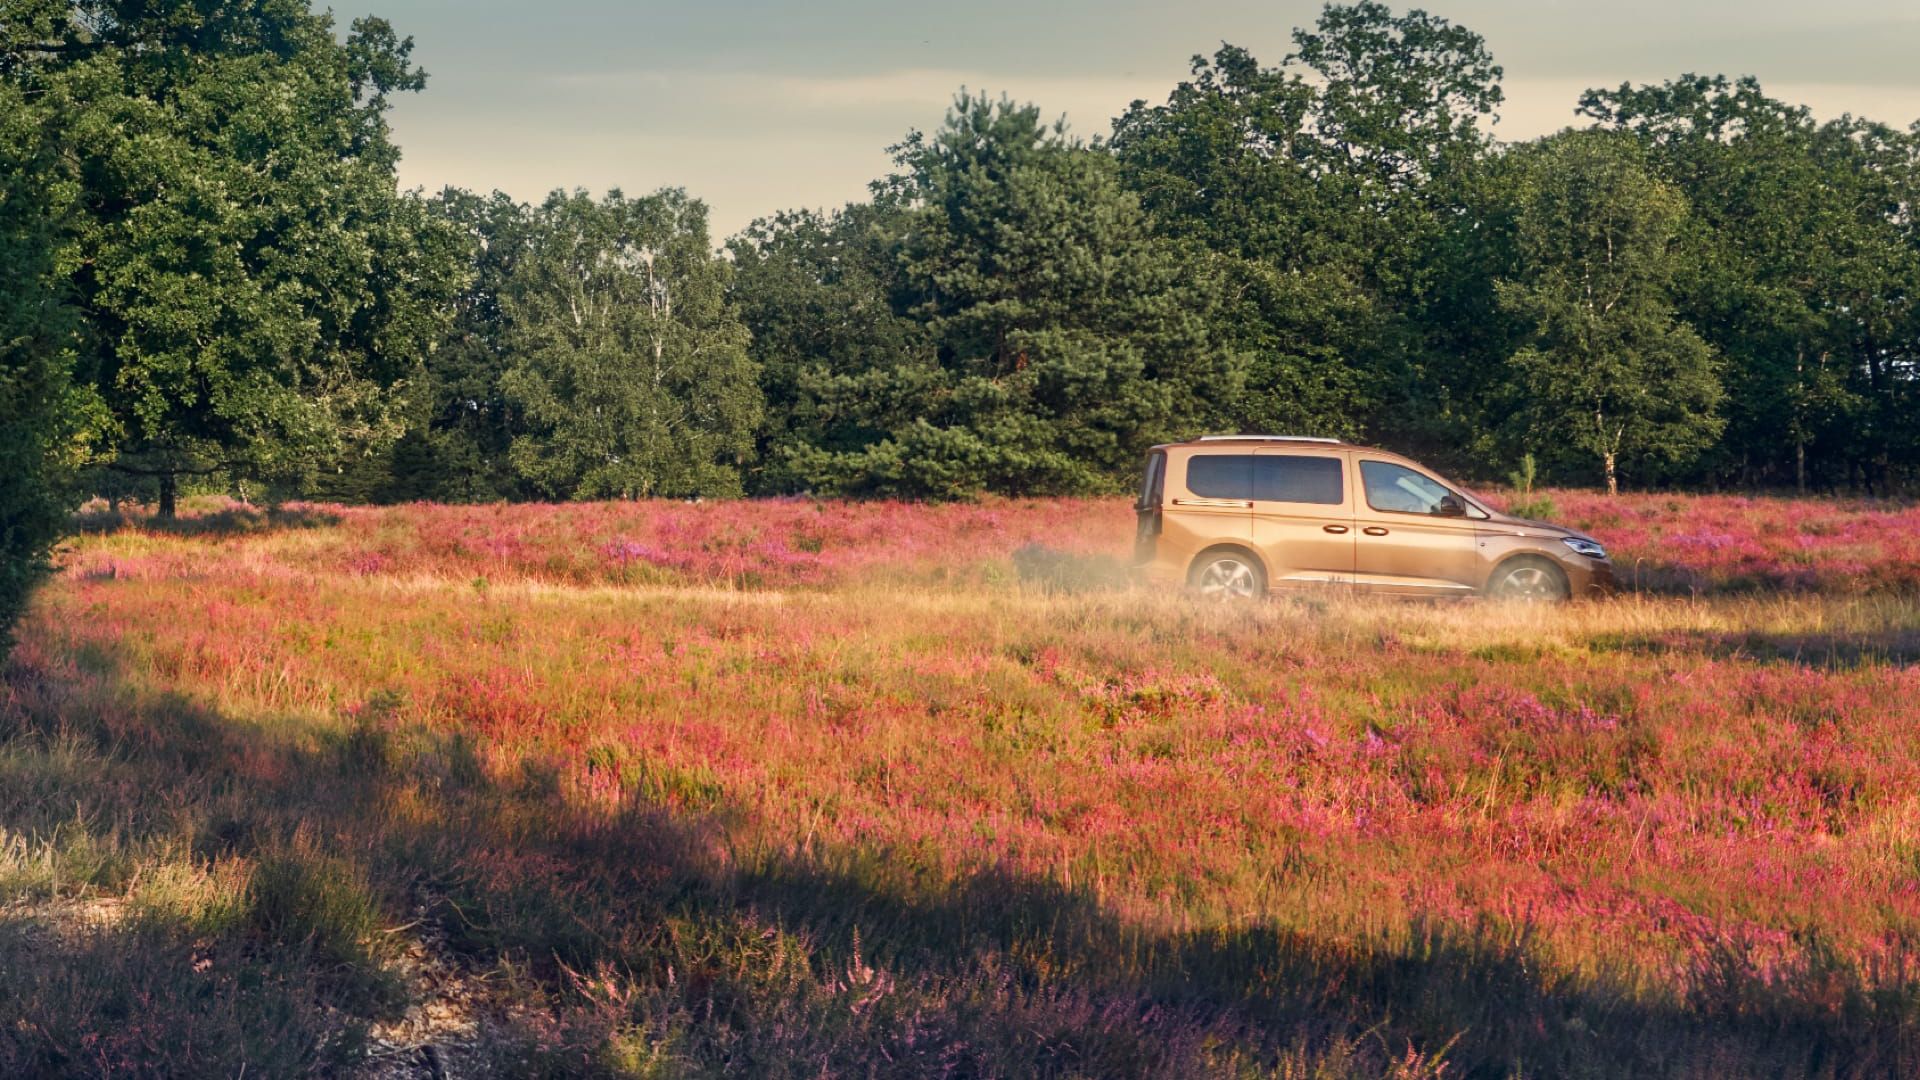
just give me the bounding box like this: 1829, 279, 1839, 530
72, 503, 341, 538
1613, 561, 1920, 599
0, 915, 370, 1076
1589, 628, 1920, 670
2, 643, 1916, 1077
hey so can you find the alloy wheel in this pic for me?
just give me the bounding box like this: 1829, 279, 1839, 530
1196, 557, 1260, 600
1492, 564, 1565, 603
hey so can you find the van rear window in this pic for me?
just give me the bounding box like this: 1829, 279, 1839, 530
1185, 455, 1254, 499
1254, 455, 1343, 505
1187, 454, 1344, 504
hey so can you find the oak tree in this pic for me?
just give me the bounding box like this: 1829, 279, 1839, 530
7, 0, 463, 516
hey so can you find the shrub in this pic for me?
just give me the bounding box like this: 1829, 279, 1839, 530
1505, 453, 1557, 520
246, 852, 403, 1014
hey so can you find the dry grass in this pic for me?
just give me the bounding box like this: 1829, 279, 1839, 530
4, 495, 1918, 1076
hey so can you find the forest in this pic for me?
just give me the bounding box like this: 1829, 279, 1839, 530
4, 0, 1920, 633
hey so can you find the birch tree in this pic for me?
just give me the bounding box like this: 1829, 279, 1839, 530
500, 189, 759, 499
1496, 131, 1722, 493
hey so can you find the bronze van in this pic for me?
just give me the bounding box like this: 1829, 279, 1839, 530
1134, 436, 1613, 601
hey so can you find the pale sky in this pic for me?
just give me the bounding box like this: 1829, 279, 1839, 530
370, 1, 1920, 237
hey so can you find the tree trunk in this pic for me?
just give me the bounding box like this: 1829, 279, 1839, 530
1793, 346, 1807, 496
158, 472, 178, 520
1603, 452, 1618, 497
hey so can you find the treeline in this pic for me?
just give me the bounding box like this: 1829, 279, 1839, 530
4, 4, 1920, 617
342, 10, 1920, 503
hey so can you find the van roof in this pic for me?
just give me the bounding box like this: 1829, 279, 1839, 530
1157, 435, 1351, 448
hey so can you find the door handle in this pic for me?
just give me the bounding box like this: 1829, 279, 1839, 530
1322, 524, 1349, 534
1362, 526, 1389, 536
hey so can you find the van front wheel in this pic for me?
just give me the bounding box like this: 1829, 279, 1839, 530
1486, 559, 1569, 604
1190, 552, 1265, 601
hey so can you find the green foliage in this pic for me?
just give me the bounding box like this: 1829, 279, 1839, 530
0, 77, 84, 661
1109, 5, 1508, 470
372, 188, 538, 503
1505, 454, 1555, 520
246, 852, 401, 1012
1580, 75, 1920, 492
1496, 131, 1724, 492
11, 0, 1920, 519
1286, 0, 1504, 191
500, 189, 760, 500
8, 0, 464, 515
743, 94, 1236, 498
727, 203, 934, 494
1110, 45, 1378, 440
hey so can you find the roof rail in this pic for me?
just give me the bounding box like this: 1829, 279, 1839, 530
1194, 434, 1344, 444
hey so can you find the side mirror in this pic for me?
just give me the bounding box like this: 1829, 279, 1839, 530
1436, 495, 1467, 518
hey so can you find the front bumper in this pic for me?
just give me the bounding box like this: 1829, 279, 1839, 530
1568, 557, 1615, 596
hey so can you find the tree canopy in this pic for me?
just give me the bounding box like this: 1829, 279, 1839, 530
1494, 131, 1723, 493
498, 189, 759, 500
6, 0, 464, 515
0, 71, 84, 660
735, 94, 1236, 498
1579, 76, 1920, 492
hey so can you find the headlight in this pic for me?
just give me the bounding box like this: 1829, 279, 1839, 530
1562, 537, 1607, 559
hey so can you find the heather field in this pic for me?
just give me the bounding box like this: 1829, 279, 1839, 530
6, 493, 1920, 1077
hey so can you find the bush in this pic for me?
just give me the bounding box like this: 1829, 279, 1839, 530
246, 852, 404, 1014
1505, 453, 1557, 520
0, 920, 363, 1078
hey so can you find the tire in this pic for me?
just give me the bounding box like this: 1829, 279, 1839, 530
1189, 550, 1266, 601
1486, 558, 1570, 604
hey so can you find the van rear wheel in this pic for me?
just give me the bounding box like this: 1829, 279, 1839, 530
1486, 559, 1569, 604
1190, 552, 1265, 601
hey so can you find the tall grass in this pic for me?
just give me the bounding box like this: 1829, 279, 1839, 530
4, 495, 1919, 1075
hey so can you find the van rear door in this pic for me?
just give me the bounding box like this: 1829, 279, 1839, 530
1251, 449, 1355, 586
1160, 452, 1254, 566
1134, 450, 1167, 563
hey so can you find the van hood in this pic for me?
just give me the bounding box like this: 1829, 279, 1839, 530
1477, 507, 1600, 544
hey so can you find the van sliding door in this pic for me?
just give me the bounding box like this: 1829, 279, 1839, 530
1251, 451, 1355, 587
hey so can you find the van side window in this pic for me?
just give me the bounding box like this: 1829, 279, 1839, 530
1185, 455, 1253, 499
1253, 455, 1343, 505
